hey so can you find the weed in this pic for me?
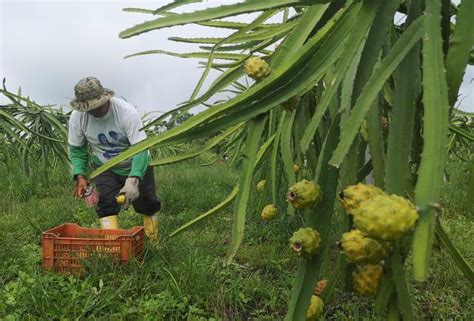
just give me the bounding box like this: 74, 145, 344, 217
0, 160, 472, 320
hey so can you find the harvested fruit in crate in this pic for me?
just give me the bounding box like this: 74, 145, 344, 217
42, 223, 144, 274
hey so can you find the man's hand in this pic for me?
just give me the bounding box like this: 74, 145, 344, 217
119, 177, 140, 210
74, 175, 89, 198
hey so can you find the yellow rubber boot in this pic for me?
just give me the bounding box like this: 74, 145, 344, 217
99, 215, 119, 229
143, 214, 159, 240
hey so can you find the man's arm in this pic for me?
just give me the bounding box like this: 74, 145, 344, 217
69, 144, 89, 179
129, 150, 149, 179
68, 111, 89, 179
125, 109, 149, 179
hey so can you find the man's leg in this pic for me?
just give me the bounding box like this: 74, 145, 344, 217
95, 170, 125, 229
132, 167, 161, 239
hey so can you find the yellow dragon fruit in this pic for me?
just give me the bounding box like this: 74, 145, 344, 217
353, 264, 384, 297
339, 183, 384, 213
289, 227, 321, 258
306, 295, 324, 320
243, 57, 271, 81
340, 229, 391, 264
256, 180, 266, 192
260, 204, 277, 221
293, 164, 300, 174
352, 194, 419, 241
288, 180, 322, 209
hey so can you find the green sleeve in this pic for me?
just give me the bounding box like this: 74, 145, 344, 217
129, 151, 149, 179
68, 144, 89, 179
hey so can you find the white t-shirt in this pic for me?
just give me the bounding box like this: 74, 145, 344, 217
68, 97, 147, 165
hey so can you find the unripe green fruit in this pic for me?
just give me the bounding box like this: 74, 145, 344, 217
341, 229, 391, 264
243, 57, 271, 81
261, 204, 277, 221
339, 183, 384, 214
353, 264, 384, 297
256, 180, 266, 192
289, 227, 321, 258
288, 180, 322, 209
352, 194, 419, 241
281, 95, 300, 112
306, 295, 324, 321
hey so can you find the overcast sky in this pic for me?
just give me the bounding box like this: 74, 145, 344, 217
1, 0, 473, 116
0, 0, 239, 116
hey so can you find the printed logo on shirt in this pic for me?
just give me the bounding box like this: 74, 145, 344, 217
97, 131, 130, 159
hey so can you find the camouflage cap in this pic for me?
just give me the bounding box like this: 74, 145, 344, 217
70, 77, 114, 112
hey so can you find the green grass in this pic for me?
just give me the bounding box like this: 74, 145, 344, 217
0, 158, 472, 320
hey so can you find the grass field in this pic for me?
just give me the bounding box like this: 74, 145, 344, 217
0, 158, 472, 320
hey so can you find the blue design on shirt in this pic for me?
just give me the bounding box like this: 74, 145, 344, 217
98, 133, 115, 147
97, 131, 128, 159
109, 130, 130, 145
108, 131, 119, 141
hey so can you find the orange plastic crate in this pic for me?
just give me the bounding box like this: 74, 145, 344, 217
42, 223, 144, 274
